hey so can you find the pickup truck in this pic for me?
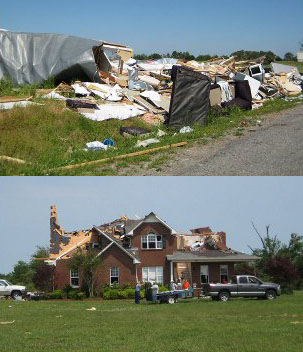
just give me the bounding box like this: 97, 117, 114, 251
0, 279, 27, 299
203, 275, 281, 302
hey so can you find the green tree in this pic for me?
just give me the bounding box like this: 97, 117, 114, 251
284, 52, 296, 61
69, 249, 102, 297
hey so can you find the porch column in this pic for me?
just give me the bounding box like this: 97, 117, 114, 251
135, 264, 138, 283
170, 261, 174, 282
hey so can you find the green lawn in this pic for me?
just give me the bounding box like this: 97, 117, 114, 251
0, 292, 303, 352
1, 96, 302, 176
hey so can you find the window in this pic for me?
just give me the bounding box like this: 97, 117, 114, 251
141, 233, 162, 249
110, 267, 119, 285
239, 276, 248, 284
220, 265, 229, 283
200, 265, 209, 284
142, 266, 163, 284
70, 269, 79, 287
248, 276, 261, 284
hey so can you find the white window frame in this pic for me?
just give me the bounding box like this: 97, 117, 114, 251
142, 266, 163, 284
70, 269, 79, 288
110, 267, 119, 285
141, 233, 163, 249
220, 265, 229, 283
200, 265, 209, 284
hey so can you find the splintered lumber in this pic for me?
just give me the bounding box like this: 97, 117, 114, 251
0, 96, 33, 103
0, 155, 27, 164
48, 142, 187, 172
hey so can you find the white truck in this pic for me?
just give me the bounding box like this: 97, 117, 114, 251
0, 279, 27, 299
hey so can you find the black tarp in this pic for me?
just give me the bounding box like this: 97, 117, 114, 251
166, 66, 211, 129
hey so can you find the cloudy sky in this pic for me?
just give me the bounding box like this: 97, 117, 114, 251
1, 176, 302, 273
1, 0, 302, 57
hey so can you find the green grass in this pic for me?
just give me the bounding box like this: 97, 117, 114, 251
1, 78, 302, 175
0, 292, 303, 352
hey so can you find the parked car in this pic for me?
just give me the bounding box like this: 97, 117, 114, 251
203, 275, 281, 302
0, 279, 27, 299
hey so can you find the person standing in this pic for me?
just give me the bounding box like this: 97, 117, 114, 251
135, 282, 141, 304
170, 280, 177, 291
151, 282, 159, 303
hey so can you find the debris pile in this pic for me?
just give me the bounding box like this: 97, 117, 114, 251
1, 30, 302, 138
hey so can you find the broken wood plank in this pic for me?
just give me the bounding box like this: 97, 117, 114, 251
0, 155, 27, 164
0, 96, 33, 103
48, 142, 187, 172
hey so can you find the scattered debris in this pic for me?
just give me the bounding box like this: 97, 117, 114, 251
120, 126, 150, 137
290, 321, 303, 325
135, 138, 160, 148
180, 126, 193, 134
0, 101, 38, 110
85, 141, 109, 152
0, 320, 15, 325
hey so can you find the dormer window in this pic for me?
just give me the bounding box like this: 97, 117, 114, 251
142, 233, 163, 249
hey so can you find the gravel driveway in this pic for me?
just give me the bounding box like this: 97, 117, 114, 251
144, 105, 303, 176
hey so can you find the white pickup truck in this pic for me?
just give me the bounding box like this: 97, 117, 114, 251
0, 279, 27, 299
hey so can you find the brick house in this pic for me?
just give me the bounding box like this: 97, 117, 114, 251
46, 205, 258, 290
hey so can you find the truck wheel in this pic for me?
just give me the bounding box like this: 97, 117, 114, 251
11, 291, 22, 300
218, 291, 230, 302
265, 290, 276, 300
168, 296, 175, 304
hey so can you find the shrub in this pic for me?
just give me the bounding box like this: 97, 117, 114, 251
125, 288, 135, 299
69, 291, 85, 300
100, 284, 111, 297
63, 285, 73, 298
158, 285, 168, 292
117, 290, 128, 299
49, 290, 63, 299
121, 282, 131, 290
103, 289, 119, 300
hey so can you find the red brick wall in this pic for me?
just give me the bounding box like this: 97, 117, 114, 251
132, 222, 177, 284
191, 262, 235, 287
95, 244, 136, 291
54, 244, 137, 290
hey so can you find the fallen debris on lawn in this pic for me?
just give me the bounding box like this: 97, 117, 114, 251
47, 142, 187, 172
0, 320, 15, 325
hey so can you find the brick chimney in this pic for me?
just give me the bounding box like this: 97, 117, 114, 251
217, 231, 226, 247
50, 205, 65, 255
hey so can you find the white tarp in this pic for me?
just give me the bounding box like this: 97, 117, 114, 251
0, 101, 37, 110
79, 103, 145, 122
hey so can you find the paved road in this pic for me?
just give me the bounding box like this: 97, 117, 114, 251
152, 105, 303, 176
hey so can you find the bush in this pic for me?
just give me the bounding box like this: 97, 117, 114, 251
117, 290, 128, 299
125, 288, 135, 299
158, 285, 168, 292
49, 290, 63, 299
103, 289, 119, 300
63, 285, 73, 298
69, 291, 85, 300
121, 282, 131, 290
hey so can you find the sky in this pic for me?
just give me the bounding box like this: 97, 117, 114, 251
1, 176, 302, 274
0, 0, 302, 57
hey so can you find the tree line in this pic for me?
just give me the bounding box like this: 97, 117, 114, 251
134, 50, 298, 65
